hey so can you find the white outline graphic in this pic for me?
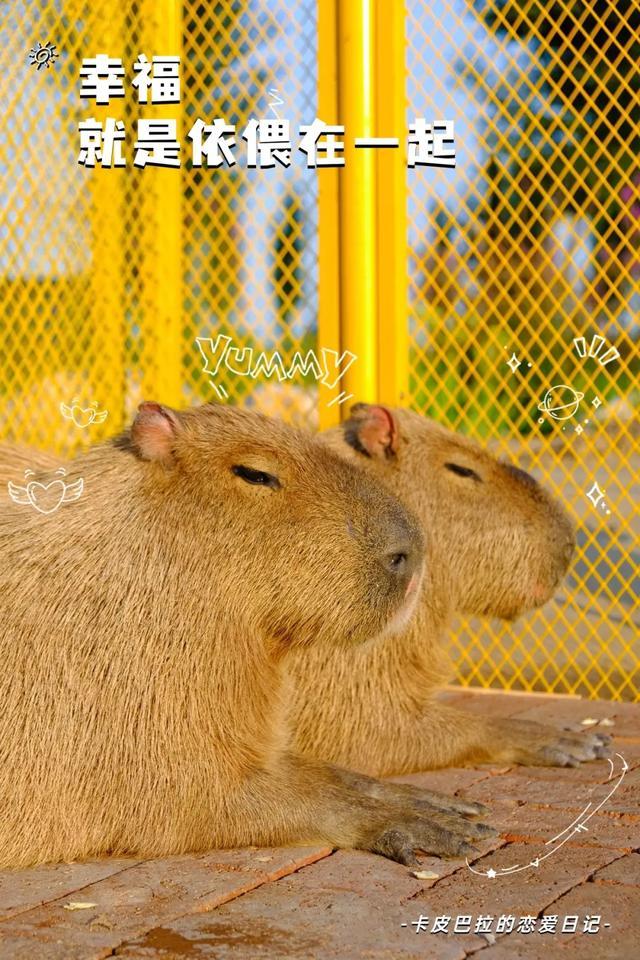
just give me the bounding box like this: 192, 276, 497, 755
586, 481, 611, 515
211, 384, 228, 400
327, 391, 354, 408
573, 336, 620, 367
29, 41, 58, 70
465, 753, 628, 879
537, 384, 585, 421
506, 352, 521, 374
267, 88, 284, 120
60, 399, 108, 428
7, 468, 84, 515
195, 337, 358, 408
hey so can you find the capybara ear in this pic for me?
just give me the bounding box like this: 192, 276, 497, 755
344, 403, 399, 460
131, 402, 180, 462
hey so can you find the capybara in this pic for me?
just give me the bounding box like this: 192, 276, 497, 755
285, 404, 610, 776
0, 402, 494, 869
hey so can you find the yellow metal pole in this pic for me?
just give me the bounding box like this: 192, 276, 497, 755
375, 0, 409, 407
150, 0, 183, 408
336, 0, 378, 405
317, 0, 341, 426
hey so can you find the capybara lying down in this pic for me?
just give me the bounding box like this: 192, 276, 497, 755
286, 404, 611, 776
0, 402, 494, 869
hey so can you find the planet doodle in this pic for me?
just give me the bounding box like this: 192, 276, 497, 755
537, 385, 584, 421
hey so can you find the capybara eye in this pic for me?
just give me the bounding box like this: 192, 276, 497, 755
445, 462, 481, 482
231, 464, 281, 490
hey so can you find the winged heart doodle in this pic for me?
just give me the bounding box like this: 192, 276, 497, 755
60, 399, 108, 429
7, 468, 84, 515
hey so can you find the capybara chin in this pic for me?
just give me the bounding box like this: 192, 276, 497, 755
0, 402, 495, 870
286, 404, 610, 777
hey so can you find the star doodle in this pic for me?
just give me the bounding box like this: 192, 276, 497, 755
586, 482, 605, 509
506, 353, 521, 374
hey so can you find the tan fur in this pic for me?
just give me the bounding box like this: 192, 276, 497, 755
285, 405, 609, 775
0, 403, 502, 870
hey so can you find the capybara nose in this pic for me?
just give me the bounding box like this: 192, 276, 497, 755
381, 538, 421, 584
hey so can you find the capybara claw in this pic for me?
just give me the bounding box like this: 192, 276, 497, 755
370, 814, 493, 865
498, 718, 614, 768
459, 842, 480, 859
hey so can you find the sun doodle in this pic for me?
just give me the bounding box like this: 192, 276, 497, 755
28, 41, 59, 71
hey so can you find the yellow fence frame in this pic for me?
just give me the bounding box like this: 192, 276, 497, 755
318, 0, 408, 424
151, 0, 183, 408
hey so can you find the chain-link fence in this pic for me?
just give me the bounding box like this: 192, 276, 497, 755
1, 0, 637, 698
407, 0, 639, 699
0, 0, 319, 452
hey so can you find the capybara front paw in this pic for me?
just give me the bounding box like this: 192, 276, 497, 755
367, 817, 483, 866
421, 808, 497, 841
501, 719, 611, 767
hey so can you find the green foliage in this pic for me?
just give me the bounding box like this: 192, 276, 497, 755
410, 302, 637, 437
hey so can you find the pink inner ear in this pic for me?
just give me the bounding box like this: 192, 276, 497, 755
359, 405, 398, 457
132, 402, 177, 461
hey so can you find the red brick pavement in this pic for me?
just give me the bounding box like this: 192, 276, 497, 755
1, 689, 638, 959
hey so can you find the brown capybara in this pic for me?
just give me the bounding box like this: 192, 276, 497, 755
0, 402, 495, 870
285, 404, 610, 776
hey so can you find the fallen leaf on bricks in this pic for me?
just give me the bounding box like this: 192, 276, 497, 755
62, 902, 98, 911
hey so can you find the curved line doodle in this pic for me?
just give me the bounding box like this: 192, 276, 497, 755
466, 752, 628, 879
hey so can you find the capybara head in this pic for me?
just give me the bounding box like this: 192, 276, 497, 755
324, 404, 575, 621
124, 402, 424, 647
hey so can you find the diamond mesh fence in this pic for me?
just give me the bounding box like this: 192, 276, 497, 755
0, 0, 319, 454
407, 0, 639, 699
0, 0, 637, 700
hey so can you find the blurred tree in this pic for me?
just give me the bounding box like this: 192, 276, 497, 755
460, 0, 640, 316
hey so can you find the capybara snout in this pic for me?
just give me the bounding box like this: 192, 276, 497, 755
345, 485, 423, 601
280, 442, 424, 646
500, 458, 576, 602
372, 501, 422, 585
380, 537, 419, 583
501, 459, 576, 576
